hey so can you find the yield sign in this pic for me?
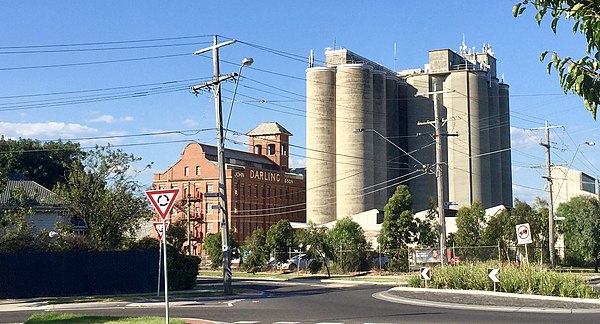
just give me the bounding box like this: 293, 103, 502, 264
153, 221, 170, 240
488, 268, 500, 283
420, 267, 431, 281
146, 188, 180, 220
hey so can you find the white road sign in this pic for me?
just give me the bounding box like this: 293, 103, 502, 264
488, 268, 500, 283
516, 223, 532, 245
420, 267, 431, 281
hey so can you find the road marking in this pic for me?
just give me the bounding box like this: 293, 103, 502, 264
233, 321, 260, 324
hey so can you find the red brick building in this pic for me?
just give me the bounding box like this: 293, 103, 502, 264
152, 122, 306, 256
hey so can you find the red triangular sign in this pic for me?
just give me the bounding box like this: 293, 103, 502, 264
146, 188, 180, 220
153, 221, 170, 240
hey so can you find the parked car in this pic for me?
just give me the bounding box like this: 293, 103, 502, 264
281, 253, 313, 272
371, 253, 389, 270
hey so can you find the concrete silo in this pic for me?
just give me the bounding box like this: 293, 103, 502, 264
386, 76, 401, 201
335, 64, 374, 218
306, 67, 337, 224
499, 83, 513, 207
372, 70, 388, 210
405, 73, 436, 212
488, 77, 503, 206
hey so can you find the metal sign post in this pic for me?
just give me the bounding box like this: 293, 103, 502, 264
146, 188, 180, 324
162, 219, 169, 324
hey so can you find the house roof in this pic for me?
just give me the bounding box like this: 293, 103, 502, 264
246, 122, 292, 136
0, 173, 63, 207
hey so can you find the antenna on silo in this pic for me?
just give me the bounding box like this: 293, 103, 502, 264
309, 49, 314, 68
333, 37, 336, 50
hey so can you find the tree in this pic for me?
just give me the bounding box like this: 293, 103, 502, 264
513, 1, 600, 119
54, 146, 152, 250
203, 232, 223, 270
327, 217, 370, 272
483, 199, 549, 261
202, 231, 240, 270
266, 219, 295, 264
378, 185, 418, 272
167, 220, 188, 252
556, 195, 600, 271
0, 137, 82, 190
241, 228, 268, 273
454, 201, 486, 247
295, 222, 334, 277
415, 198, 440, 247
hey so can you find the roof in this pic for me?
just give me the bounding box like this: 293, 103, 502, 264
199, 143, 277, 167
247, 122, 292, 136
0, 173, 63, 207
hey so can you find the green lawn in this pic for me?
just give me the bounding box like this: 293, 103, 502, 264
25, 313, 185, 324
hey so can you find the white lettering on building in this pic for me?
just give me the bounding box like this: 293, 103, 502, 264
249, 169, 281, 183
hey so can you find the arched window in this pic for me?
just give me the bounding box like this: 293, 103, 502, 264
254, 144, 262, 154
267, 144, 276, 155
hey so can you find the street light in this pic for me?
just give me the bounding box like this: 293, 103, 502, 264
224, 57, 254, 137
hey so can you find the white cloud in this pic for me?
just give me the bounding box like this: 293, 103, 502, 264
88, 115, 134, 123
290, 158, 306, 168
183, 119, 199, 127
0, 122, 96, 139
510, 127, 540, 150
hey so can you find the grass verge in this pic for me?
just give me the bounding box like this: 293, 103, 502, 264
25, 313, 185, 324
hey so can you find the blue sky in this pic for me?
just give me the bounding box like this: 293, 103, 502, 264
0, 1, 598, 204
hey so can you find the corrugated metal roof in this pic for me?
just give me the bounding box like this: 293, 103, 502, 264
0, 173, 63, 207
246, 122, 292, 136
199, 143, 278, 168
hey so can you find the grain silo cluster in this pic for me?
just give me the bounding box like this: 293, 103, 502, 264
306, 46, 512, 225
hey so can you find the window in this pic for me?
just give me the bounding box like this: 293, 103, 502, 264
206, 202, 214, 214
254, 144, 262, 154
196, 166, 201, 176
207, 222, 214, 232
254, 185, 258, 197
184, 166, 189, 176
267, 144, 276, 155
241, 183, 245, 196
281, 144, 288, 156
234, 182, 239, 195
206, 182, 214, 193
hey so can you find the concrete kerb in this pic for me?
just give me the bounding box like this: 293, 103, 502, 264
374, 287, 600, 314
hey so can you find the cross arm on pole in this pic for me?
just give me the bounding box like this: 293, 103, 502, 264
191, 73, 238, 94
193, 40, 237, 55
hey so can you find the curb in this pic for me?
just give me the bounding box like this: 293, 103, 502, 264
373, 287, 600, 314
391, 287, 600, 304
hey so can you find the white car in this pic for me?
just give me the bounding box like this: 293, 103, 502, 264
281, 253, 313, 272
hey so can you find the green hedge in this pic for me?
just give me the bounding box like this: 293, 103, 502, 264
409, 262, 597, 299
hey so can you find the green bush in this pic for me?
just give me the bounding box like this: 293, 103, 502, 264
167, 246, 200, 291
308, 260, 322, 274
408, 262, 597, 298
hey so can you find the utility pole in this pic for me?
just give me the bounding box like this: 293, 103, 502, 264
192, 36, 237, 295
417, 79, 456, 266
532, 121, 562, 268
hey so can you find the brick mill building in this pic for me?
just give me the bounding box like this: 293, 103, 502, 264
152, 122, 306, 256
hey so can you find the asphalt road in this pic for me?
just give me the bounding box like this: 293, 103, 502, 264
2, 278, 600, 323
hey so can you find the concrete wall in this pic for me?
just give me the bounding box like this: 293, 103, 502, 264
499, 83, 513, 207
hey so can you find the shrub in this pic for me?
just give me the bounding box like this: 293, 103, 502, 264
167, 245, 200, 291
409, 262, 597, 298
